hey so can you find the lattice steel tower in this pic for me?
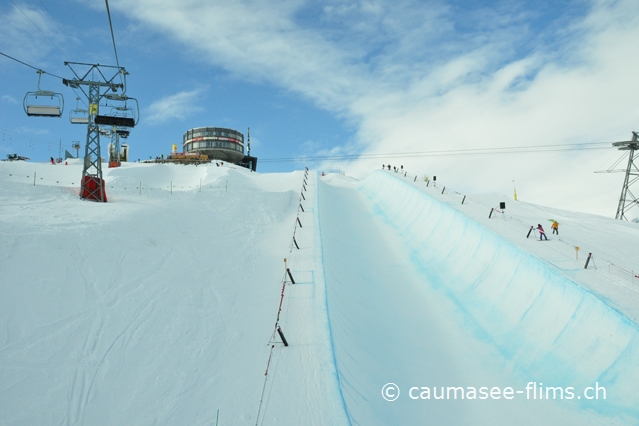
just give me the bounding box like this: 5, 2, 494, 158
609, 132, 639, 220
63, 63, 135, 202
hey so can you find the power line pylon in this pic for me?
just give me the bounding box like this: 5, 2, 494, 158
62, 62, 127, 202
603, 132, 639, 220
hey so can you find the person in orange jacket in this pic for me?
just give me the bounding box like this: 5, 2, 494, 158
551, 221, 559, 235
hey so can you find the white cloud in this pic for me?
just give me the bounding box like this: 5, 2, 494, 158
1, 95, 18, 104
0, 3, 70, 64
144, 88, 207, 125
114, 0, 639, 216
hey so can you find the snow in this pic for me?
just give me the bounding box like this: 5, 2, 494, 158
1, 161, 638, 425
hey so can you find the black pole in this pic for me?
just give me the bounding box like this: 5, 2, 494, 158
301, 192, 305, 200
584, 253, 592, 269
461, 195, 466, 204
297, 217, 303, 228
277, 326, 289, 347
426, 181, 430, 187
287, 268, 296, 284
303, 184, 306, 192
442, 186, 445, 194
489, 208, 494, 219
300, 203, 305, 212
414, 176, 417, 182
293, 236, 299, 249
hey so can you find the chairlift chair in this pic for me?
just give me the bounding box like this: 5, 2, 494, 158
95, 95, 139, 128
23, 70, 64, 117
69, 97, 89, 124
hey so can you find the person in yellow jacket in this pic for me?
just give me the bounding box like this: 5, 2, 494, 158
551, 221, 559, 235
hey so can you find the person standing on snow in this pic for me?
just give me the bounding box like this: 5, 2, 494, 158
551, 221, 559, 235
537, 224, 548, 240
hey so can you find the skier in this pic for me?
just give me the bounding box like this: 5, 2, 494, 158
537, 224, 548, 241
50, 157, 55, 165
551, 221, 559, 235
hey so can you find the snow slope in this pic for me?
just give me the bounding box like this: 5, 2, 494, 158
1, 161, 638, 425
0, 161, 346, 425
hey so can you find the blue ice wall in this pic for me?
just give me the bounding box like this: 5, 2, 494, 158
359, 171, 639, 417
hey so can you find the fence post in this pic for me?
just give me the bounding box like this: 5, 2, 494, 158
286, 268, 296, 284
584, 253, 592, 269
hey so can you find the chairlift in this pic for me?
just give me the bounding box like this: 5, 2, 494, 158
95, 95, 139, 128
23, 70, 64, 117
69, 97, 89, 124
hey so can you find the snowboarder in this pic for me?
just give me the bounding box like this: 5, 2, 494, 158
50, 157, 55, 165
537, 224, 548, 240
551, 221, 559, 235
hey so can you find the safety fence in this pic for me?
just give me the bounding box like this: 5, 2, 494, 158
385, 167, 639, 290
255, 167, 310, 426
0, 170, 231, 193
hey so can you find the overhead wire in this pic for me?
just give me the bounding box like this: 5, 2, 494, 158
61, 0, 83, 34
0, 51, 65, 79
9, 0, 66, 58
104, 0, 124, 85
37, 0, 75, 49
259, 141, 618, 163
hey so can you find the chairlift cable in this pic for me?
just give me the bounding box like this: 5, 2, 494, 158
9, 0, 66, 58
0, 51, 65, 80
104, 0, 123, 85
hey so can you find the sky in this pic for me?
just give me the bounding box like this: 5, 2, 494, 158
1, 0, 639, 217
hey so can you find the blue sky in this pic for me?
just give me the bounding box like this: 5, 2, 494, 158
1, 0, 639, 217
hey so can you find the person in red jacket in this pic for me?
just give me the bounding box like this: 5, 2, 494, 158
537, 224, 548, 240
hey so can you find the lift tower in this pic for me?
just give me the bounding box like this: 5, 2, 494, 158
608, 132, 639, 220
63, 62, 128, 202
